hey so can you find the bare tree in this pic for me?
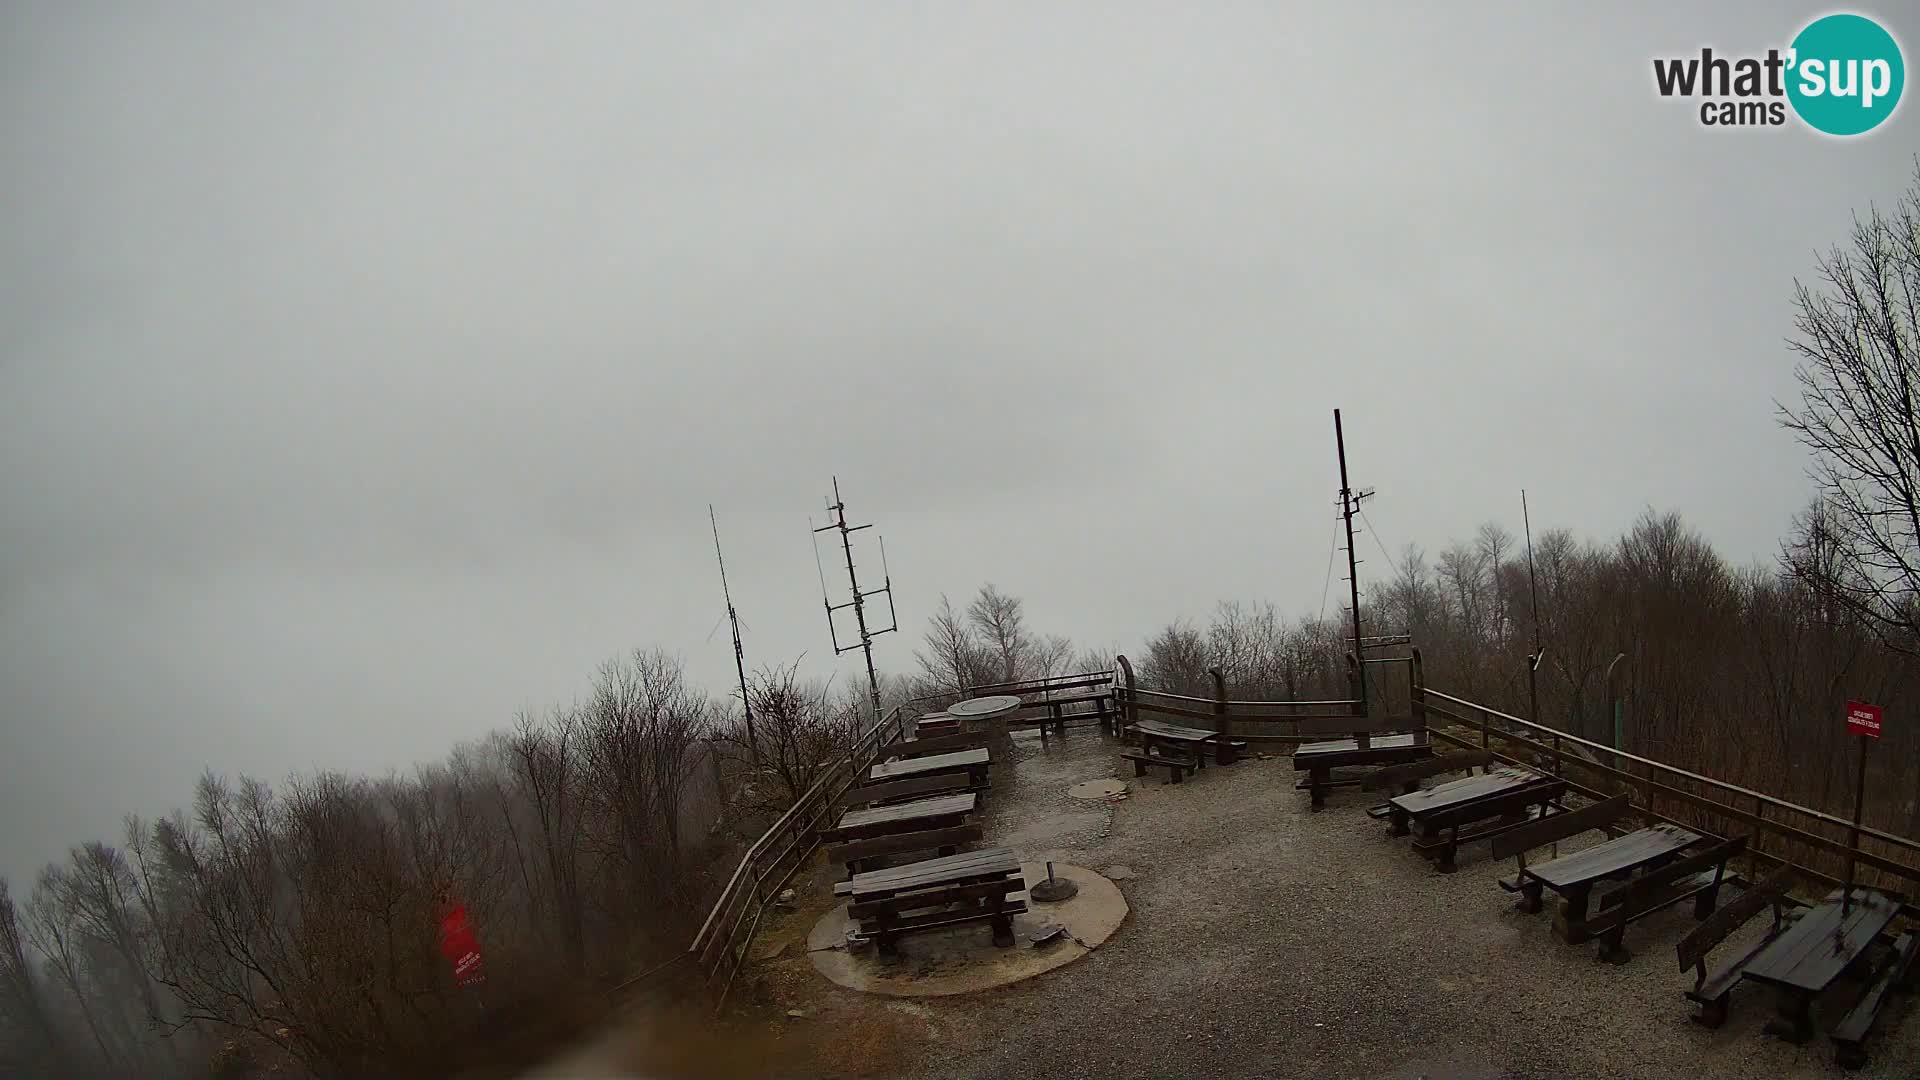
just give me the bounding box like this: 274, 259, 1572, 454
968, 584, 1029, 682
914, 595, 990, 694
1779, 164, 1920, 654
0, 877, 68, 1073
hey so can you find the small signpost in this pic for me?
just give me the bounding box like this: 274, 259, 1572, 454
1841, 700, 1883, 915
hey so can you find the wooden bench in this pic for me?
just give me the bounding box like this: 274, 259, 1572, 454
836, 772, 971, 810
825, 824, 983, 878
1392, 769, 1567, 873
915, 712, 959, 737
820, 792, 976, 845
1121, 749, 1197, 784
1292, 717, 1434, 811
1361, 751, 1493, 816
868, 748, 992, 792
1676, 866, 1796, 1028
835, 847, 1027, 955
1129, 719, 1235, 765
876, 729, 994, 762
1832, 931, 1920, 1070
1588, 835, 1744, 964
1489, 796, 1703, 943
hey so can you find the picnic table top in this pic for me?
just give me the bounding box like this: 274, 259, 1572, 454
835, 792, 976, 832
1131, 718, 1218, 742
948, 695, 1022, 718
1389, 766, 1548, 817
833, 846, 1020, 897
868, 747, 990, 782
1522, 823, 1700, 890
1741, 889, 1900, 994
1297, 732, 1422, 756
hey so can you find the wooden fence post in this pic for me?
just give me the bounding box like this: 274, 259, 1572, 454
1409, 647, 1427, 747
1208, 666, 1229, 739
1346, 654, 1368, 749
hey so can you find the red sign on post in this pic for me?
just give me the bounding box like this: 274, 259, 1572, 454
1846, 700, 1884, 739
438, 904, 486, 987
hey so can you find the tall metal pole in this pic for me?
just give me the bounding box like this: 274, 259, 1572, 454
709, 506, 756, 763
1843, 735, 1868, 915
812, 477, 897, 724
1335, 409, 1368, 715
1522, 490, 1544, 723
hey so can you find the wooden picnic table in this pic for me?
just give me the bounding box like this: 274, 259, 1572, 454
832, 846, 1026, 954
821, 792, 976, 845
867, 747, 991, 790
1293, 732, 1432, 809
1515, 822, 1700, 942
1388, 766, 1566, 872
1129, 718, 1241, 765
1738, 888, 1900, 1043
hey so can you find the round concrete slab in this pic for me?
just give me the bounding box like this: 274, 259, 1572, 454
1067, 778, 1128, 800
807, 863, 1126, 997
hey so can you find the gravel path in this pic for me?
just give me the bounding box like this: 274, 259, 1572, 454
751, 728, 1918, 1080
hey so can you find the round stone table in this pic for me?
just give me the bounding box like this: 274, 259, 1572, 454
947, 694, 1022, 776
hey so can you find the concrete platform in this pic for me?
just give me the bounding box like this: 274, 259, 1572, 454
806, 861, 1126, 997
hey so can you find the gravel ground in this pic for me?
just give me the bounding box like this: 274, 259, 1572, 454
745, 728, 1919, 1080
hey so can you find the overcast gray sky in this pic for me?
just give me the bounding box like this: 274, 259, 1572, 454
2, 2, 1912, 884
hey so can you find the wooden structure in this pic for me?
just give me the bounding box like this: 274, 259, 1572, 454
868, 747, 991, 791
875, 729, 993, 762
820, 792, 976, 845
824, 824, 982, 879
1121, 748, 1196, 784
1387, 767, 1567, 873
1293, 717, 1433, 811
1586, 835, 1743, 963
1678, 866, 1798, 1029
1736, 888, 1902, 1046
832, 847, 1028, 955
835, 772, 971, 810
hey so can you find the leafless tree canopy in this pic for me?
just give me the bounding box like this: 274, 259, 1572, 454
1779, 164, 1920, 654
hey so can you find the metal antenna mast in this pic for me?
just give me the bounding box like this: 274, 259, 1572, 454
709, 505, 756, 761
1335, 409, 1374, 714
811, 477, 898, 723
1522, 490, 1545, 723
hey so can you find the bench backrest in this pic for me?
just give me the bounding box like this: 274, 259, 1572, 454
1423, 778, 1568, 829
834, 772, 971, 810
825, 824, 983, 870
876, 730, 993, 762
1676, 864, 1796, 974
1489, 794, 1632, 861
1360, 750, 1494, 792
1598, 834, 1745, 915
1294, 715, 1427, 738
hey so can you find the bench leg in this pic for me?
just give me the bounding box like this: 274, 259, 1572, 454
1765, 990, 1814, 1044
1694, 993, 1730, 1030
1134, 758, 1148, 778
988, 893, 1014, 948
1435, 828, 1460, 874
1596, 924, 1632, 966
1310, 767, 1329, 811
1389, 806, 1410, 837
1555, 886, 1595, 945
1166, 764, 1182, 785
1693, 877, 1725, 921
1519, 881, 1545, 915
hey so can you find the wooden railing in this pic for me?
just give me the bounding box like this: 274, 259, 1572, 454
1114, 651, 1421, 741
1420, 688, 1920, 916
653, 703, 912, 1011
